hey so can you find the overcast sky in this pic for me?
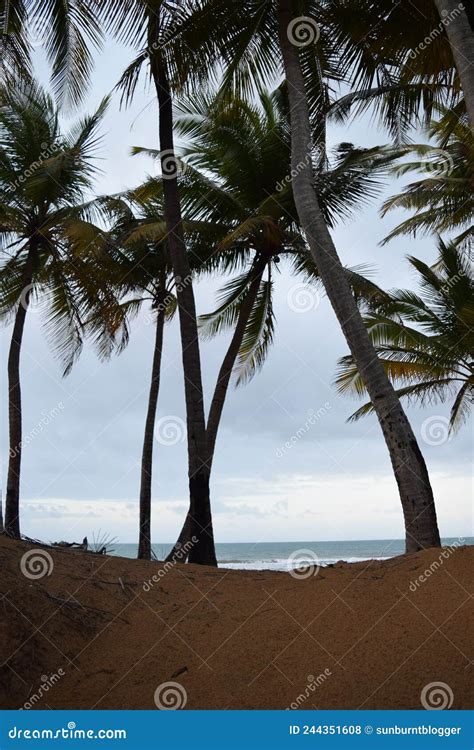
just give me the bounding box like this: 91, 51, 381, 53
1, 39, 472, 545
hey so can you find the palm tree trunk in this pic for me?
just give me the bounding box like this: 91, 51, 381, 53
206, 257, 267, 467
137, 299, 166, 560
5, 248, 35, 538
148, 16, 216, 566
277, 0, 440, 552
165, 257, 267, 563
433, 0, 474, 129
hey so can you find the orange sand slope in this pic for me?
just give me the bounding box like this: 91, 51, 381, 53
0, 535, 472, 710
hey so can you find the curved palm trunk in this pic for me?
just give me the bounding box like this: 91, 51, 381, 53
277, 0, 440, 553
166, 258, 267, 563
137, 301, 166, 560
433, 0, 474, 128
5, 248, 35, 537
148, 16, 216, 566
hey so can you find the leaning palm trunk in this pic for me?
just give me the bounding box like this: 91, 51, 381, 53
166, 258, 267, 562
433, 0, 474, 129
277, 0, 440, 552
148, 18, 216, 566
137, 298, 166, 560
5, 246, 35, 537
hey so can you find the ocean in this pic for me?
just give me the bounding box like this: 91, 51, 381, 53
111, 537, 471, 571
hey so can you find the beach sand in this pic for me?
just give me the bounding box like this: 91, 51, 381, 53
0, 535, 472, 710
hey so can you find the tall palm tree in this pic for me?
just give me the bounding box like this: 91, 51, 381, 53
94, 0, 223, 566
100, 197, 178, 560
0, 81, 114, 537
132, 88, 394, 559
277, 0, 441, 551
189, 0, 440, 551
336, 240, 474, 434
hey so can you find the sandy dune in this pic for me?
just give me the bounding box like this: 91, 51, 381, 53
0, 535, 472, 710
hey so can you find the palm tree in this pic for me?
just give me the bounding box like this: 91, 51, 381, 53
381, 114, 473, 247
278, 0, 442, 551
336, 240, 474, 434
94, 0, 222, 566
99, 197, 178, 560
132, 88, 394, 559
0, 81, 114, 537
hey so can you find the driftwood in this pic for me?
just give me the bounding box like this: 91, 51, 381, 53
52, 536, 88, 550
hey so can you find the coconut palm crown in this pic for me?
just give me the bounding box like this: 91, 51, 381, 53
336, 240, 474, 433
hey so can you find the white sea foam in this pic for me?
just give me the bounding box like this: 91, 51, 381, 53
219, 556, 392, 571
